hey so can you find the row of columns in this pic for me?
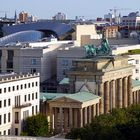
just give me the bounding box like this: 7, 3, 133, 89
132, 90, 140, 104
99, 75, 132, 114
50, 103, 100, 133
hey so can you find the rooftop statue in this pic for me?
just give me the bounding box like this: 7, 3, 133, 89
84, 38, 110, 58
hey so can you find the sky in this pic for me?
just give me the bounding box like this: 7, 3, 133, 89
0, 0, 140, 19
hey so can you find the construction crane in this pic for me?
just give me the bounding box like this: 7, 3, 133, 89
109, 8, 131, 23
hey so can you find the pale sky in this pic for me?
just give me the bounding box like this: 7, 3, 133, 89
0, 0, 139, 19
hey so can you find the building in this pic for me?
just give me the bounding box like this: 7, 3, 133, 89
40, 91, 101, 133
0, 40, 73, 83
41, 54, 140, 133
0, 73, 40, 136
103, 25, 119, 38
52, 12, 67, 20
19, 11, 28, 22
121, 12, 140, 27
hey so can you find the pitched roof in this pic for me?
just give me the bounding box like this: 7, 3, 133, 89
40, 91, 100, 103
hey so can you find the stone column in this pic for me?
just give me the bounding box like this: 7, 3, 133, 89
69, 108, 73, 129
84, 107, 87, 125
93, 104, 96, 117
96, 103, 99, 116
118, 78, 123, 108
123, 77, 128, 107
79, 108, 83, 127
112, 80, 116, 109
134, 91, 136, 104
50, 107, 54, 130
105, 81, 109, 113
128, 75, 132, 105
54, 108, 58, 131
74, 108, 78, 128
59, 107, 63, 131
64, 108, 68, 132
88, 106, 92, 123
98, 83, 104, 114
136, 91, 139, 104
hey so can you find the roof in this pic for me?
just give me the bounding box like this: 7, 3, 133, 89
132, 79, 140, 87
40, 92, 100, 103
59, 78, 69, 85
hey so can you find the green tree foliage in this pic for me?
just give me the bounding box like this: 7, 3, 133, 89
65, 105, 140, 140
23, 114, 49, 136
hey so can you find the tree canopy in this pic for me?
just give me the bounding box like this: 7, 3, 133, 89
22, 114, 49, 136
66, 105, 140, 140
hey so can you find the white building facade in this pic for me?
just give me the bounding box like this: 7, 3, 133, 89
0, 73, 40, 136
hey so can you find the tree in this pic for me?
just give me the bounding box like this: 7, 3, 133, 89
23, 114, 49, 136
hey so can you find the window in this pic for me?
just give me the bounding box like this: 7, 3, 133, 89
4, 114, 6, 124
8, 129, 10, 135
31, 59, 37, 65
61, 60, 68, 66
24, 84, 27, 89
4, 88, 6, 93
15, 128, 18, 136
0, 115, 1, 125
28, 83, 30, 88
36, 105, 38, 114
12, 86, 15, 91
32, 93, 34, 100
136, 59, 139, 64
8, 113, 10, 122
32, 106, 34, 115
31, 68, 36, 74
15, 112, 19, 123
3, 130, 6, 135
0, 89, 1, 94
8, 99, 11, 106
32, 82, 34, 87
28, 94, 30, 101
8, 87, 11, 92
20, 84, 23, 90
17, 85, 19, 90
24, 95, 27, 102
135, 68, 139, 73
4, 100, 6, 107
36, 92, 38, 99
36, 82, 38, 86
0, 101, 1, 108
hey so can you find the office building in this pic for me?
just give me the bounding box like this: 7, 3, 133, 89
0, 73, 40, 136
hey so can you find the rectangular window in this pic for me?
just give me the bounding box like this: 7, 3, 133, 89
24, 84, 27, 89
0, 89, 1, 94
15, 112, 19, 123
17, 85, 19, 90
4, 114, 6, 124
8, 113, 10, 122
0, 115, 1, 125
28, 83, 30, 88
36, 105, 38, 114
8, 129, 10, 135
0, 101, 1, 108
4, 88, 6, 93
135, 68, 139, 73
3, 130, 6, 135
32, 82, 34, 87
8, 87, 11, 92
8, 99, 11, 106
24, 95, 27, 102
36, 92, 38, 99
31, 59, 37, 65
28, 94, 30, 101
36, 82, 38, 86
20, 84, 23, 90
12, 86, 15, 91
32, 93, 34, 100
4, 100, 6, 107
32, 106, 34, 115
136, 59, 139, 64
15, 128, 18, 136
